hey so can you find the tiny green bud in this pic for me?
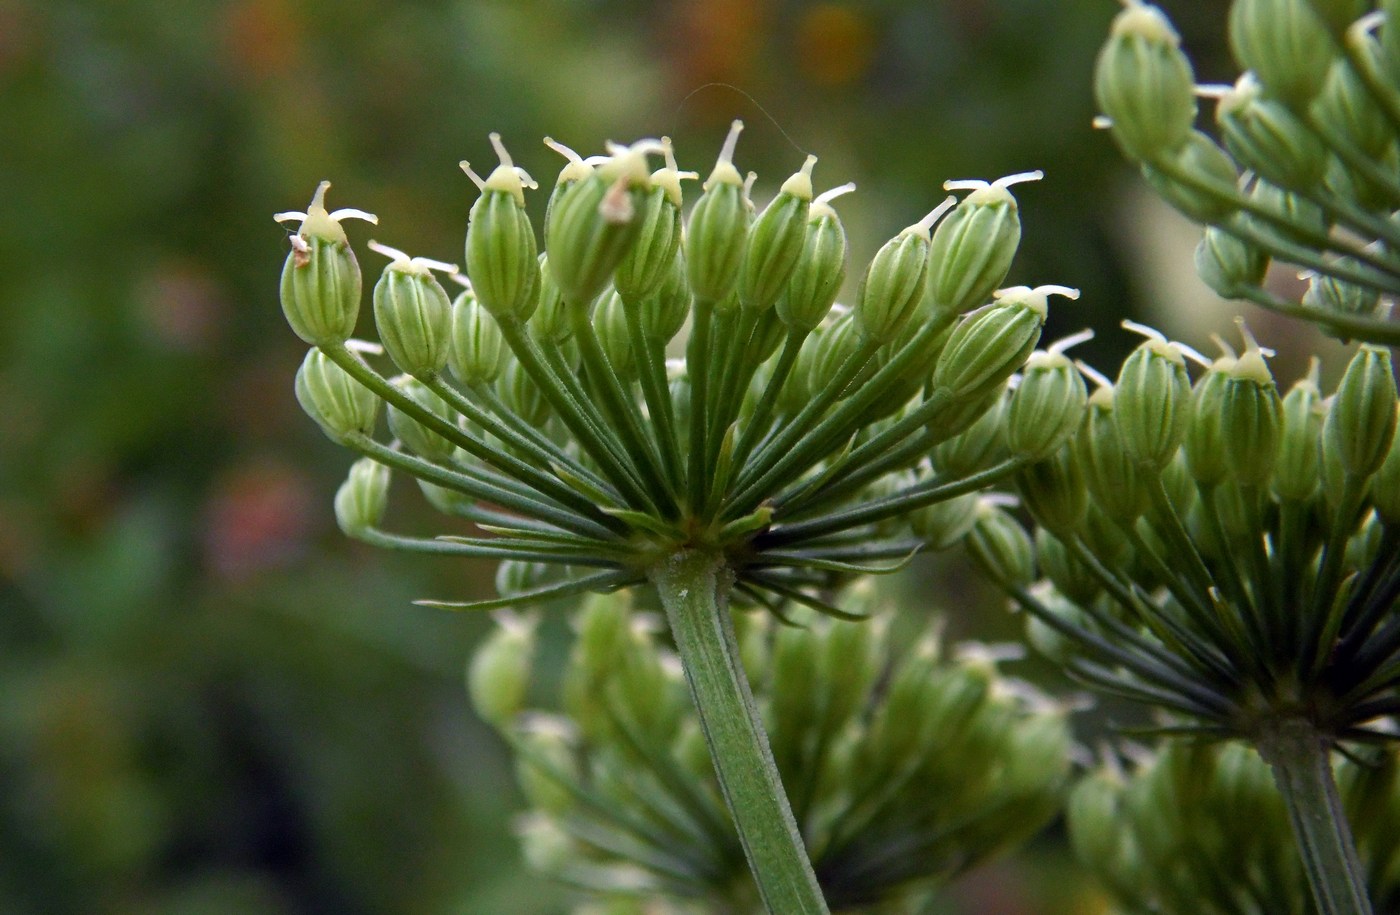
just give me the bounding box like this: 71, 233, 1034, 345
1371, 405, 1400, 524
927, 172, 1038, 316
530, 253, 573, 345
294, 347, 380, 442
1142, 130, 1241, 223
1024, 584, 1091, 664
274, 181, 377, 346
854, 199, 950, 343
592, 288, 635, 379
387, 375, 458, 462
775, 185, 852, 331
334, 457, 390, 535
1067, 768, 1128, 876
462, 134, 541, 322
370, 242, 456, 378
448, 287, 509, 386
467, 610, 538, 728
1229, 0, 1335, 109
546, 139, 658, 306
1114, 322, 1194, 471
1273, 360, 1324, 502
1006, 331, 1092, 461
933, 388, 1008, 476
932, 285, 1071, 401
1016, 442, 1089, 537
811, 310, 872, 401
739, 155, 815, 312
1325, 344, 1399, 479
686, 121, 751, 303
1195, 225, 1268, 298
909, 491, 980, 549
614, 138, 690, 305
967, 500, 1036, 590
1217, 74, 1328, 190
1094, 1, 1198, 163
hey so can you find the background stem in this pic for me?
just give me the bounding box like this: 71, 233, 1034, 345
1256, 719, 1374, 915
650, 550, 830, 915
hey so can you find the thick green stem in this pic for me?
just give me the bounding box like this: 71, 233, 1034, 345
650, 550, 830, 914
1256, 720, 1374, 915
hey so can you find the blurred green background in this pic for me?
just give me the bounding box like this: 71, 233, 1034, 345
1, 0, 1325, 912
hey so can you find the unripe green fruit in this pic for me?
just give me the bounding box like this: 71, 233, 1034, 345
1219, 347, 1283, 486
1313, 60, 1391, 160
1114, 335, 1193, 471
687, 180, 750, 304
1274, 369, 1324, 501
967, 502, 1036, 590
592, 289, 635, 379
1067, 769, 1128, 874
1016, 442, 1088, 537
641, 250, 691, 342
1325, 344, 1399, 479
531, 254, 573, 345
1229, 0, 1335, 109
776, 208, 847, 331
933, 390, 1007, 477
497, 355, 552, 429
1036, 528, 1099, 605
386, 376, 458, 463
1186, 360, 1234, 486
295, 348, 380, 442
1142, 131, 1241, 223
374, 261, 454, 378
1078, 388, 1149, 522
1094, 1, 1198, 163
547, 168, 646, 307
1246, 179, 1327, 248
1371, 405, 1400, 523
448, 291, 509, 386
280, 235, 362, 347
467, 612, 538, 728
739, 158, 814, 312
1195, 225, 1267, 299
1218, 79, 1327, 190
927, 185, 1021, 317
909, 492, 979, 549
465, 187, 540, 322
855, 226, 931, 344
1007, 350, 1089, 461
1304, 273, 1382, 318
334, 457, 390, 535
614, 182, 683, 305
1025, 587, 1090, 665
811, 310, 873, 401
932, 288, 1049, 401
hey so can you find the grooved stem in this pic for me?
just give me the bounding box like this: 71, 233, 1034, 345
650, 550, 830, 915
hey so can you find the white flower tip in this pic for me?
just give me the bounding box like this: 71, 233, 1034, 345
813, 182, 856, 206
273, 210, 307, 225
368, 240, 457, 275
661, 136, 679, 173
328, 207, 378, 225
345, 338, 385, 356
514, 167, 539, 190
1046, 327, 1095, 356
1092, 115, 1113, 130
448, 272, 473, 291
1209, 331, 1238, 362
460, 160, 486, 191
905, 195, 958, 238
779, 154, 818, 200
994, 170, 1044, 189
1120, 318, 1166, 343
368, 239, 411, 264
489, 132, 514, 168
1032, 284, 1078, 301
705, 120, 745, 188
943, 178, 988, 192
1075, 359, 1114, 392
310, 180, 331, 211
1194, 82, 1235, 99
1352, 10, 1386, 39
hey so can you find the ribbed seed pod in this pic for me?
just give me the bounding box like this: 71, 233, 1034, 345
1195, 225, 1268, 299
926, 182, 1024, 318
934, 390, 1007, 477
614, 151, 685, 305
467, 611, 538, 728
1094, 0, 1198, 163
1114, 332, 1193, 471
776, 193, 849, 331
1273, 365, 1324, 502
592, 289, 635, 380
448, 290, 509, 386
1007, 349, 1089, 461
1229, 0, 1335, 109
294, 347, 381, 443
463, 135, 541, 322
932, 286, 1058, 402
1325, 344, 1399, 479
372, 252, 455, 378
739, 156, 815, 312
546, 142, 655, 307
1142, 130, 1241, 223
854, 217, 935, 344
386, 376, 458, 463
1016, 442, 1088, 537
1217, 76, 1327, 190
686, 121, 751, 304
530, 254, 573, 345
334, 457, 390, 535
1077, 387, 1149, 523
275, 182, 374, 346
966, 501, 1036, 590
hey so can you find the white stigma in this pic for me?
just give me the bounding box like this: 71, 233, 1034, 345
904, 195, 958, 238
368, 240, 459, 275
1076, 360, 1114, 392
543, 137, 594, 185
1047, 327, 1096, 357
705, 119, 745, 189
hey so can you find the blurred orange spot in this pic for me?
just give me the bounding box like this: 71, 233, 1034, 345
669, 0, 768, 99
221, 0, 301, 83
203, 460, 312, 580
794, 4, 876, 87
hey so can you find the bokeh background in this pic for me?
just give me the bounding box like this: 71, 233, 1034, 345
1, 0, 1339, 912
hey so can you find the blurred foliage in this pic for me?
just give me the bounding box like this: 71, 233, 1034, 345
0, 0, 1234, 912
